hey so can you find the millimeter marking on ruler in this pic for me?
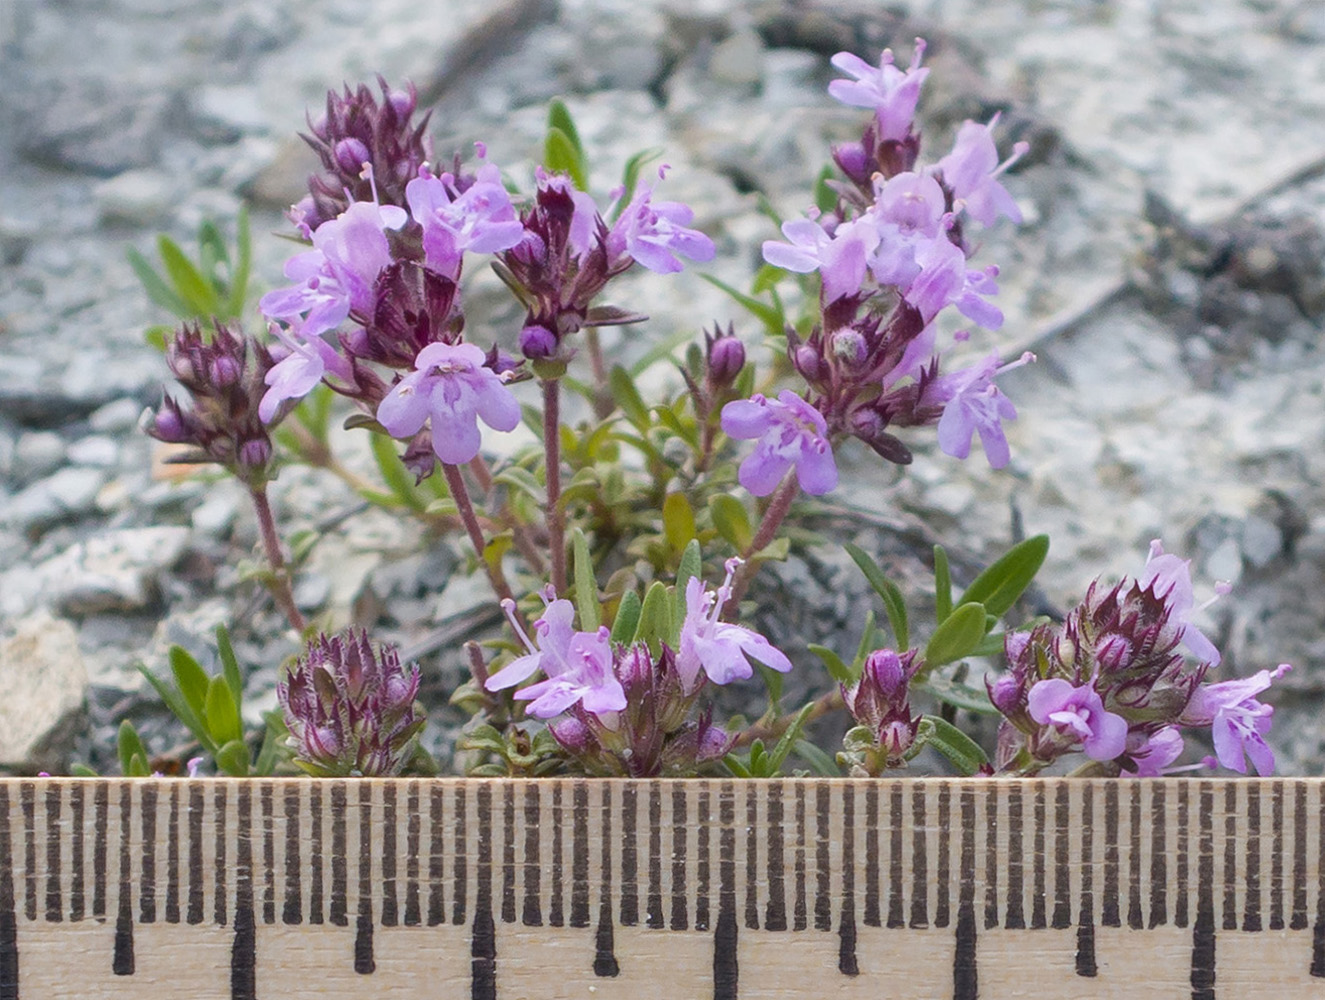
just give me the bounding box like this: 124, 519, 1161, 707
0, 778, 1322, 999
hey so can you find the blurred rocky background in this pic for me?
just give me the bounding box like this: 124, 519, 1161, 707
2, 0, 1324, 774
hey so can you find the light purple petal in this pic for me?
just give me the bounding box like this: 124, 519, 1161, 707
1211, 716, 1245, 773
484, 651, 542, 691
430, 408, 482, 465
473, 377, 522, 433
1082, 710, 1128, 761
376, 372, 433, 438
720, 398, 775, 439
794, 437, 838, 494
738, 447, 791, 497
1027, 678, 1074, 724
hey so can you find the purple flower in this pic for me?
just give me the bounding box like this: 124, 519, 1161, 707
259, 200, 408, 337
1181, 663, 1290, 775
904, 233, 1004, 328
762, 216, 879, 303
375, 341, 521, 465
1027, 678, 1129, 761
484, 598, 626, 719
405, 162, 525, 279
929, 350, 1034, 468
258, 322, 353, 423
1139, 539, 1229, 665
676, 558, 793, 693
607, 181, 715, 274
1121, 726, 1186, 777
721, 389, 838, 495
827, 40, 929, 141
935, 116, 1028, 227
534, 168, 601, 258
865, 172, 947, 287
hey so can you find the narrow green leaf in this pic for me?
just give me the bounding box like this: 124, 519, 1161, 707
627, 325, 697, 379
547, 98, 586, 162
920, 715, 989, 776
812, 164, 838, 214
608, 365, 650, 429
215, 624, 243, 711
369, 432, 425, 512
662, 493, 697, 556
136, 661, 215, 754
571, 528, 600, 631
253, 712, 286, 777
845, 543, 909, 651
767, 703, 815, 775
168, 645, 210, 722
934, 544, 953, 623
204, 675, 243, 747
748, 739, 767, 775
214, 739, 251, 778
852, 609, 878, 667
709, 494, 753, 551
673, 538, 702, 627
610, 589, 642, 645
793, 738, 841, 777
126, 247, 189, 317
915, 674, 1000, 715
959, 534, 1050, 618
69, 763, 100, 778
923, 601, 989, 668
698, 273, 782, 332
118, 721, 151, 777
808, 644, 854, 685
197, 219, 226, 284
722, 754, 753, 778
493, 465, 544, 503
156, 234, 219, 316
544, 126, 588, 191
635, 580, 673, 651
225, 205, 251, 318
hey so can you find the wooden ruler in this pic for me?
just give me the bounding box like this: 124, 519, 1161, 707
0, 778, 1320, 999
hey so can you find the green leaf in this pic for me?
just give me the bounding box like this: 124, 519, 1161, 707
934, 544, 953, 623
126, 248, 190, 317
608, 365, 650, 429
958, 534, 1049, 618
627, 325, 698, 379
673, 538, 702, 625
923, 601, 989, 668
225, 206, 251, 318
845, 543, 909, 651
156, 234, 219, 316
698, 273, 783, 333
793, 739, 841, 777
709, 494, 753, 551
544, 126, 588, 191
722, 754, 753, 778
203, 675, 243, 747
118, 721, 151, 777
610, 589, 642, 644
766, 703, 814, 775
919, 715, 989, 776
69, 763, 100, 778
812, 164, 838, 214
253, 712, 286, 777
214, 739, 251, 778
493, 465, 544, 503
853, 609, 878, 667
168, 645, 210, 725
635, 580, 674, 650
808, 644, 854, 685
215, 624, 243, 710
547, 98, 586, 165
662, 493, 697, 556
915, 674, 999, 715
369, 432, 425, 512
571, 527, 600, 631
144, 657, 216, 755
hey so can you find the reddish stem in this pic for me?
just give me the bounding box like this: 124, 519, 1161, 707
543, 379, 568, 594
248, 485, 306, 633
443, 462, 515, 605
726, 474, 799, 616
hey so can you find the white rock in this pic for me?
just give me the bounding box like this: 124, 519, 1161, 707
95, 169, 175, 226
66, 435, 120, 468
0, 612, 88, 770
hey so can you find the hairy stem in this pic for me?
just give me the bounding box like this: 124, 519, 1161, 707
470, 454, 546, 576
584, 327, 613, 419
248, 485, 306, 633
734, 689, 844, 748
543, 378, 568, 594
443, 462, 515, 605
726, 474, 799, 615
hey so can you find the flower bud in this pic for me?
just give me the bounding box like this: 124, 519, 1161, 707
794, 344, 826, 383
519, 323, 558, 359
830, 329, 867, 365
832, 141, 870, 185
334, 138, 373, 174
706, 333, 746, 388
1096, 634, 1133, 673
149, 404, 187, 443
209, 354, 241, 388
238, 437, 272, 470
988, 673, 1022, 714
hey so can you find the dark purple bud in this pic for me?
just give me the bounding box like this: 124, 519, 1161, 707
830, 329, 867, 365
862, 648, 909, 701
706, 334, 746, 388
549, 715, 594, 754
879, 718, 917, 760
150, 404, 187, 443
387, 88, 416, 118
519, 323, 558, 359
988, 673, 1022, 714
794, 344, 826, 382
209, 354, 241, 388
238, 437, 272, 470
832, 141, 870, 185
334, 138, 372, 174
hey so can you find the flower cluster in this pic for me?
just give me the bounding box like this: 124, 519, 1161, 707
989, 540, 1288, 775
483, 560, 789, 776
720, 39, 1032, 497
277, 627, 424, 777
839, 648, 922, 775
144, 321, 278, 485
257, 85, 714, 476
